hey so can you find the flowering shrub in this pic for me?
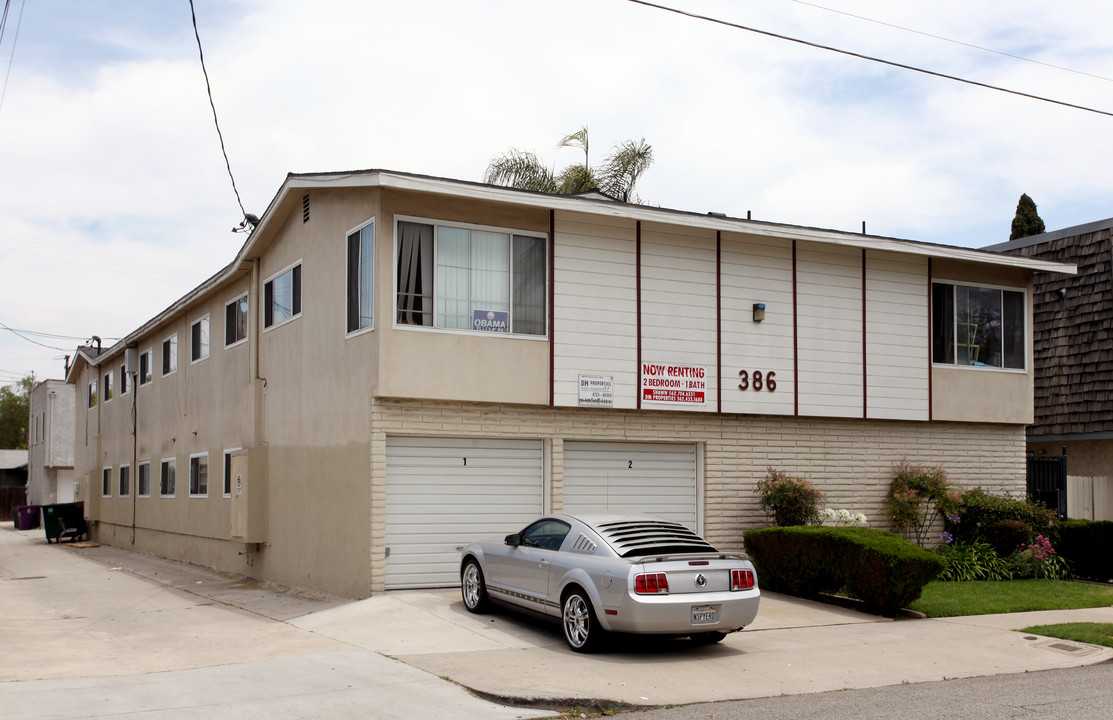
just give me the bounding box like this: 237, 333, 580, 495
947, 489, 1058, 548
887, 462, 959, 546
756, 468, 823, 526
822, 508, 868, 527
1010, 535, 1070, 580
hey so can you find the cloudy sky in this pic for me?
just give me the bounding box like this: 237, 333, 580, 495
1, 0, 1111, 387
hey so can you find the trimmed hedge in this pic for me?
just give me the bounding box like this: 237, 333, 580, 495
743, 526, 945, 614
1058, 520, 1113, 582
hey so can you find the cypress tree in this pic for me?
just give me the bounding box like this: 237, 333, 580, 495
1010, 193, 1046, 240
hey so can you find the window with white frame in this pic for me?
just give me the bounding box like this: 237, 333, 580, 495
395, 219, 547, 336
88, 379, 98, 408
139, 348, 153, 386
103, 371, 114, 403
932, 282, 1025, 370
119, 464, 130, 497
119, 363, 130, 396
264, 263, 302, 329
225, 293, 248, 347
189, 453, 208, 497
162, 333, 178, 376
160, 458, 176, 497
347, 219, 374, 333
102, 467, 111, 497
191, 315, 210, 362
223, 448, 240, 497
138, 461, 151, 498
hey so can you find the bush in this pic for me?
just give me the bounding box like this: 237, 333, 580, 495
743, 526, 945, 614
887, 462, 958, 546
949, 489, 1058, 549
756, 468, 822, 526
1058, 520, 1113, 581
1009, 535, 1071, 580
935, 541, 1012, 581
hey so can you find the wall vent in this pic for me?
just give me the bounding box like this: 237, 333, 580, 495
302, 194, 310, 223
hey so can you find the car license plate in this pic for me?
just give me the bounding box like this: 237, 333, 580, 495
692, 605, 719, 625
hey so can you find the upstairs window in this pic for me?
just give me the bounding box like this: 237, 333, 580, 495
139, 349, 153, 386
119, 465, 130, 497
225, 293, 248, 347
396, 219, 547, 336
103, 371, 114, 403
264, 263, 302, 329
119, 363, 130, 395
88, 379, 98, 408
102, 467, 111, 497
189, 453, 208, 497
138, 461, 151, 498
347, 219, 375, 333
932, 282, 1025, 369
162, 333, 178, 376
191, 316, 210, 362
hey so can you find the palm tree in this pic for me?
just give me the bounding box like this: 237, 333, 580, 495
484, 126, 653, 203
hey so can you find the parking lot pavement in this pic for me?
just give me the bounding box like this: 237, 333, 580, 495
4, 522, 1113, 715
0, 525, 550, 720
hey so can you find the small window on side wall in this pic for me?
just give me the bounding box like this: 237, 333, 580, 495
139, 349, 153, 386
225, 294, 248, 347
347, 220, 374, 333
191, 316, 210, 362
88, 379, 98, 408
264, 264, 302, 329
162, 333, 178, 376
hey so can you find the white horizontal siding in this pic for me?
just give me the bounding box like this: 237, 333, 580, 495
720, 233, 795, 415
796, 243, 863, 418
639, 224, 718, 412
385, 436, 544, 588
563, 441, 698, 530
866, 252, 929, 420
553, 211, 638, 408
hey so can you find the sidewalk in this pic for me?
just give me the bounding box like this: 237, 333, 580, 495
3, 522, 1111, 717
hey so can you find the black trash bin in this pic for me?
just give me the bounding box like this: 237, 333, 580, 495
15, 505, 40, 530
42, 503, 87, 543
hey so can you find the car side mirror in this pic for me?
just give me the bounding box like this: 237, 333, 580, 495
505, 533, 521, 547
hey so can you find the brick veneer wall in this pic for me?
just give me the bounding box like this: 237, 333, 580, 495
369, 398, 1026, 591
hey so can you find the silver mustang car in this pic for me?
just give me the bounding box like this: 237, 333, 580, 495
459, 513, 760, 652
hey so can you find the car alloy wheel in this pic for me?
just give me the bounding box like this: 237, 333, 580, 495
562, 590, 602, 652
461, 560, 489, 613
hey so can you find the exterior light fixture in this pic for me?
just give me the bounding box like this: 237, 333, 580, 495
753, 303, 766, 323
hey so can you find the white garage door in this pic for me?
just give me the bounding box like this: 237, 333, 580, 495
385, 436, 544, 589
563, 441, 698, 530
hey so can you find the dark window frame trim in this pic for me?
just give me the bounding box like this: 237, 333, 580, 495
930, 279, 1028, 373
346, 217, 376, 338
263, 260, 303, 332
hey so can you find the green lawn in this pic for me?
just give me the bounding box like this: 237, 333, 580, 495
1019, 623, 1113, 649
909, 579, 1113, 618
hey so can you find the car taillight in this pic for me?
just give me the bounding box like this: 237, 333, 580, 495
731, 569, 755, 591
634, 572, 670, 595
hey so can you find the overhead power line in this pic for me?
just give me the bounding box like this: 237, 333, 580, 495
188, 0, 250, 222
786, 0, 1113, 84
627, 0, 1113, 119
0, 0, 27, 112
0, 320, 72, 351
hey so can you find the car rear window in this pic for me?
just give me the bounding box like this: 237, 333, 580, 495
594, 519, 718, 558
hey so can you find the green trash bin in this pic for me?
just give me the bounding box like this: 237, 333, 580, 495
42, 503, 88, 543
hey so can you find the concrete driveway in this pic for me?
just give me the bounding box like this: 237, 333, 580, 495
3, 523, 1112, 717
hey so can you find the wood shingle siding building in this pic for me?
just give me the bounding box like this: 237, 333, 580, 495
66, 170, 1073, 598
988, 220, 1113, 519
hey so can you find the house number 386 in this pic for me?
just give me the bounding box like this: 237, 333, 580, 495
738, 370, 776, 392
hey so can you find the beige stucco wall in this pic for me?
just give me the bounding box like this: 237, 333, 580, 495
367, 397, 1027, 593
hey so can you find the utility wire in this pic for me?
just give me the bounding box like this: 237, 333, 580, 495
785, 0, 1113, 84
188, 0, 249, 221
0, 0, 26, 112
627, 0, 1113, 119
0, 321, 72, 351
